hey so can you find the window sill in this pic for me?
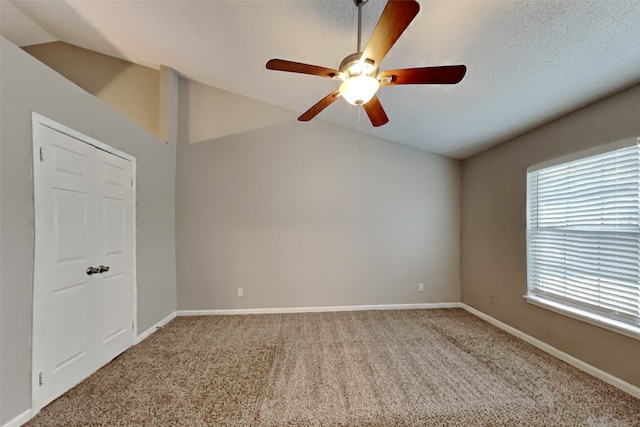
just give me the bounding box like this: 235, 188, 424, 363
524, 295, 640, 341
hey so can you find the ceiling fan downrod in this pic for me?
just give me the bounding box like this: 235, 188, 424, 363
265, 0, 466, 126
354, 0, 368, 53
339, 0, 375, 78
336, 0, 377, 106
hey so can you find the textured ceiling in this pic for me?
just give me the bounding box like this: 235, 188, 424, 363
2, 0, 640, 158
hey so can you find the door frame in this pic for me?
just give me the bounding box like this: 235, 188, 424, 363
31, 112, 137, 413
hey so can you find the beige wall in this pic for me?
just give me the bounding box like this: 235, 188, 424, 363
182, 82, 295, 142
1, 37, 177, 424
23, 41, 160, 137
176, 79, 461, 310
461, 83, 640, 388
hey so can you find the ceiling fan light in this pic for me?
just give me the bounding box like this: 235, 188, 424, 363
339, 75, 380, 106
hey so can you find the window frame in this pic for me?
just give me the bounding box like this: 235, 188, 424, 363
525, 137, 640, 341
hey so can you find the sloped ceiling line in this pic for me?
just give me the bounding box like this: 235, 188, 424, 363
2, 0, 640, 159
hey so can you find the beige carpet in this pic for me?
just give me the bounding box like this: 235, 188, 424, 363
27, 309, 640, 426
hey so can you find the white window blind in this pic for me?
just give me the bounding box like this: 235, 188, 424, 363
527, 141, 640, 333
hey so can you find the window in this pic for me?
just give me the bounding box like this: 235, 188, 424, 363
526, 138, 640, 339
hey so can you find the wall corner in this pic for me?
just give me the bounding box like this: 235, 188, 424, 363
159, 65, 179, 146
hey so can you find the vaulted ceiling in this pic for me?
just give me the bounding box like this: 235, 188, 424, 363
2, 0, 640, 158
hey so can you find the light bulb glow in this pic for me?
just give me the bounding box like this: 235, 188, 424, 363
339, 75, 380, 106
350, 59, 375, 76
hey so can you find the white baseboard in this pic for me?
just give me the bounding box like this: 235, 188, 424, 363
459, 303, 640, 400
177, 302, 460, 316
2, 409, 32, 427
8, 312, 178, 427
178, 302, 639, 398
135, 311, 176, 344
12, 302, 636, 427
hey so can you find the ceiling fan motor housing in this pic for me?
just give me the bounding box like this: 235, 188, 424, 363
338, 52, 379, 106
339, 52, 377, 79
265, 0, 464, 126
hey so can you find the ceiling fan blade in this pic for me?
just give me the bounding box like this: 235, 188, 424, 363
362, 0, 420, 68
298, 90, 341, 122
363, 95, 389, 127
378, 65, 467, 86
266, 59, 339, 79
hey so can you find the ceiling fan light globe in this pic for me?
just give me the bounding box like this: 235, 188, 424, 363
339, 75, 380, 106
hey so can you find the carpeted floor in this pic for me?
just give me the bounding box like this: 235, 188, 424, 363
27, 309, 640, 426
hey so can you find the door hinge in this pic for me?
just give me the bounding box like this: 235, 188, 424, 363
39, 147, 44, 162
39, 372, 44, 386
132, 321, 135, 331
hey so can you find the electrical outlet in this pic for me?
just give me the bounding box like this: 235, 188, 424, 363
237, 287, 244, 297
418, 283, 424, 292
489, 293, 495, 305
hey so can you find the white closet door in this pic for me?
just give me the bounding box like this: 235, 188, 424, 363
93, 149, 134, 366
33, 121, 134, 411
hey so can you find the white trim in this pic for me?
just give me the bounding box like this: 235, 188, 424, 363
30, 112, 138, 413
130, 155, 138, 340
2, 409, 33, 427
32, 113, 134, 161
459, 303, 640, 400
136, 311, 177, 344
179, 302, 640, 398
177, 302, 460, 316
527, 136, 639, 172
524, 295, 640, 341
11, 301, 638, 424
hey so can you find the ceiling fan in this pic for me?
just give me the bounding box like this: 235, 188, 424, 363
266, 0, 467, 127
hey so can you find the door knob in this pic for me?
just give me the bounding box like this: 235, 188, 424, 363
97, 265, 110, 273
86, 266, 100, 275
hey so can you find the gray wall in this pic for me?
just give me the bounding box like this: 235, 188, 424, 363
176, 79, 461, 310
0, 38, 177, 424
461, 83, 640, 388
